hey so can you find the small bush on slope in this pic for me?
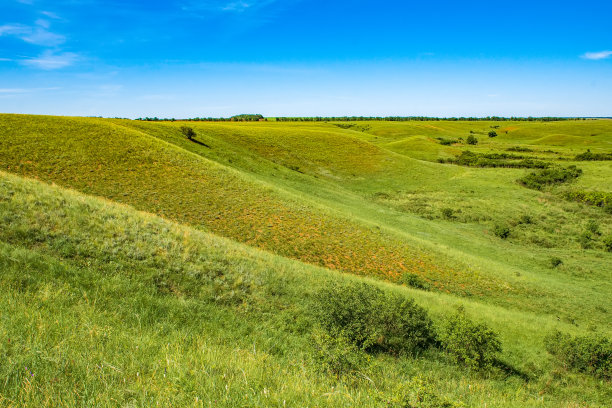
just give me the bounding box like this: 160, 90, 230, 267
518, 166, 582, 190
379, 376, 464, 408
545, 331, 611, 379
440, 308, 502, 370
314, 281, 436, 355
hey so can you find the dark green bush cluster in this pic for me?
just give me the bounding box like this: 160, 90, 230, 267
402, 273, 431, 290
440, 207, 454, 219
579, 220, 601, 249
440, 308, 502, 370
179, 126, 196, 140
229, 114, 264, 121
507, 146, 534, 152
445, 151, 549, 169
563, 190, 612, 209
314, 282, 436, 355
549, 257, 563, 268
437, 137, 458, 146
518, 166, 582, 190
603, 235, 612, 252
493, 224, 510, 239
574, 149, 612, 161
488, 130, 498, 138
313, 284, 504, 374
466, 135, 478, 145
545, 331, 611, 379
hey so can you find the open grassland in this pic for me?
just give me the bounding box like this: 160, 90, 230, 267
0, 171, 610, 407
0, 114, 611, 406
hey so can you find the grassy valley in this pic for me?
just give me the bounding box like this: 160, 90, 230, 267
0, 114, 610, 406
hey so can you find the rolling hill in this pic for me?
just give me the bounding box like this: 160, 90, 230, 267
0, 114, 610, 406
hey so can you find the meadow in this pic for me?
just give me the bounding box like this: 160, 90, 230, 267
0, 114, 610, 406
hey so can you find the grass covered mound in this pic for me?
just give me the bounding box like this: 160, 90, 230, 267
1, 171, 611, 407
1, 115, 612, 406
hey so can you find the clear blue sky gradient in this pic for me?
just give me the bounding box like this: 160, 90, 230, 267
1, 0, 611, 117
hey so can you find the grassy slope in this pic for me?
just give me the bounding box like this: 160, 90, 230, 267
0, 171, 610, 407
116, 118, 612, 326
0, 115, 610, 405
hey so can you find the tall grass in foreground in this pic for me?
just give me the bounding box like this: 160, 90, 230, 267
0, 172, 610, 407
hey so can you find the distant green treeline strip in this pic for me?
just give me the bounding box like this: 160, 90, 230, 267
133, 115, 601, 122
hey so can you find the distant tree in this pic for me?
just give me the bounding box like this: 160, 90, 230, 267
466, 135, 478, 145
488, 131, 498, 138
180, 126, 196, 140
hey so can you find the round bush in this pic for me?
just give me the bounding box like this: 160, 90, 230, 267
314, 281, 436, 355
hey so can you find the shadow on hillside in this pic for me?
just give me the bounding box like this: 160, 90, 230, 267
494, 359, 532, 381
190, 138, 210, 148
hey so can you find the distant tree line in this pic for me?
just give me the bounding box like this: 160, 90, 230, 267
136, 115, 592, 122
273, 116, 584, 122
136, 114, 265, 122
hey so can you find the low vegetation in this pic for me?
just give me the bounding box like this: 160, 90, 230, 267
574, 149, 612, 161
444, 151, 550, 168
545, 331, 611, 379
440, 308, 502, 370
0, 115, 611, 406
313, 282, 436, 355
518, 165, 582, 190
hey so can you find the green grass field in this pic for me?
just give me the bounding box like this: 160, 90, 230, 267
0, 114, 610, 406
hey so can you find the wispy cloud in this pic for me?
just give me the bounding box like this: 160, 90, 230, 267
41, 11, 61, 20
0, 22, 65, 46
221, 1, 251, 12
21, 50, 78, 69
582, 50, 612, 60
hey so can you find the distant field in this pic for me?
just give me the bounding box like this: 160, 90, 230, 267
0, 114, 610, 406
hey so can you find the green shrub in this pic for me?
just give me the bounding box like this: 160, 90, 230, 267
314, 281, 436, 355
179, 126, 196, 140
488, 130, 498, 138
466, 135, 478, 145
574, 149, 612, 161
507, 146, 534, 152
437, 137, 458, 146
579, 231, 593, 249
493, 224, 510, 239
603, 235, 612, 252
449, 151, 549, 169
402, 273, 431, 291
518, 214, 533, 224
563, 190, 612, 208
379, 376, 464, 407
311, 330, 368, 377
518, 166, 582, 190
440, 308, 502, 370
440, 207, 454, 219
545, 331, 611, 379
549, 257, 563, 268
585, 220, 600, 236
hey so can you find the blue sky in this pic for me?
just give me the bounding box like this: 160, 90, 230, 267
1, 0, 611, 117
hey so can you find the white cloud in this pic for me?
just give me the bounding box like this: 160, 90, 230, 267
41, 11, 61, 20
0, 23, 65, 46
21, 50, 78, 69
0, 24, 30, 36
582, 50, 612, 60
35, 19, 50, 28
222, 1, 251, 12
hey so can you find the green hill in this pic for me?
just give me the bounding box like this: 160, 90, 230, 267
0, 114, 611, 406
